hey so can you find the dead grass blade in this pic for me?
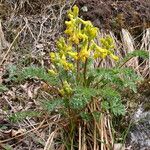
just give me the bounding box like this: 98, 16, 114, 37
44, 129, 59, 150
78, 124, 81, 150
0, 24, 26, 66
140, 28, 150, 77
0, 20, 10, 52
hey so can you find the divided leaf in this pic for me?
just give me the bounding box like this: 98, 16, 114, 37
0, 84, 8, 93
100, 87, 125, 115
17, 66, 58, 85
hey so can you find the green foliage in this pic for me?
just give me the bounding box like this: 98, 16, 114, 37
69, 86, 98, 109
90, 67, 141, 92
17, 66, 58, 85
69, 94, 89, 109
43, 98, 63, 112
132, 50, 149, 58
0, 84, 8, 93
11, 8, 146, 119
80, 112, 92, 122
100, 87, 125, 115
5, 6, 147, 149
6, 65, 18, 81
9, 111, 41, 123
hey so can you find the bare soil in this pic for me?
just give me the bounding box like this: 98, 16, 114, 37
76, 0, 150, 34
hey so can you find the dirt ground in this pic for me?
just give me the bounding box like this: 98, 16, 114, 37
0, 0, 149, 149
76, 0, 150, 34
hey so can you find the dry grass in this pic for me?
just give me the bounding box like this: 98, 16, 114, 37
0, 1, 149, 149
0, 0, 75, 67
96, 28, 150, 78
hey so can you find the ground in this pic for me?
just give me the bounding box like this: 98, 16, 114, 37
0, 0, 150, 149
76, 0, 150, 35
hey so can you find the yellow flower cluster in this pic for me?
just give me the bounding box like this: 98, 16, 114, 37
59, 81, 72, 96
49, 5, 119, 72
100, 36, 115, 50
100, 36, 119, 61
50, 51, 74, 70
91, 39, 119, 61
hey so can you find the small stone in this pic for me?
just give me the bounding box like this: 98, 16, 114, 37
114, 143, 125, 150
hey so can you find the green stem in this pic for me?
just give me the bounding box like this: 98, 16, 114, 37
83, 41, 91, 86
83, 58, 88, 86
55, 65, 63, 87
76, 46, 80, 84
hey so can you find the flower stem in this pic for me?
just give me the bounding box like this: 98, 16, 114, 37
83, 58, 88, 86
76, 46, 80, 84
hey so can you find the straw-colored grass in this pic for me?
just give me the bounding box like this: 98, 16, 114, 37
0, 1, 149, 149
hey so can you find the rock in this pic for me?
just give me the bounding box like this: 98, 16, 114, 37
114, 143, 125, 150
126, 79, 150, 149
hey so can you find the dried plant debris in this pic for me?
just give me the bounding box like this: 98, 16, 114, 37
0, 0, 74, 67
0, 0, 149, 150
76, 0, 150, 33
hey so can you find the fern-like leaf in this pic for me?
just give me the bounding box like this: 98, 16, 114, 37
17, 66, 58, 85
100, 87, 125, 115
69, 86, 97, 110
0, 84, 8, 93
9, 111, 41, 123
43, 98, 64, 112
91, 67, 141, 92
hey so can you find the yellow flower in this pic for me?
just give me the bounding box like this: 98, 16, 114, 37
57, 37, 72, 53
79, 33, 88, 42
94, 47, 109, 59
59, 81, 73, 96
89, 27, 98, 39
59, 89, 65, 96
79, 19, 98, 40
68, 51, 78, 60
61, 54, 66, 60
79, 19, 92, 26
63, 81, 70, 88
50, 52, 56, 61
68, 63, 74, 70
68, 13, 74, 19
93, 53, 98, 59
48, 69, 58, 76
101, 52, 108, 58
100, 36, 115, 50
78, 48, 90, 62
110, 54, 119, 61
59, 55, 74, 70
65, 28, 73, 35
67, 5, 79, 19
89, 41, 97, 51
63, 81, 72, 94
84, 25, 98, 40
59, 60, 68, 69
69, 33, 79, 44
72, 5, 79, 18
65, 19, 75, 35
